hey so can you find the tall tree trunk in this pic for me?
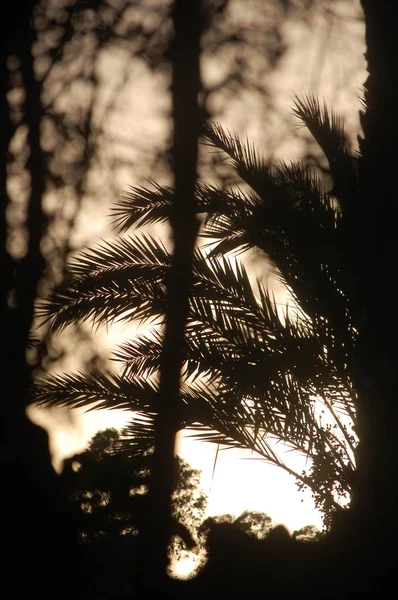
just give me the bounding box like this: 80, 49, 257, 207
1, 4, 75, 597
343, 0, 398, 592
138, 0, 203, 593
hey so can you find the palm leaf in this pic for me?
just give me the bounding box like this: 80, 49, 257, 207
33, 370, 158, 412
117, 412, 158, 457
292, 94, 360, 211
111, 180, 175, 233
37, 235, 170, 332
202, 121, 270, 199
113, 329, 164, 376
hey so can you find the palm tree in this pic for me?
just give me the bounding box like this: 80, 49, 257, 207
33, 95, 358, 526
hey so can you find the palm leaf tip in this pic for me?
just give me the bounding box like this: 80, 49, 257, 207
292, 93, 350, 157
111, 181, 175, 233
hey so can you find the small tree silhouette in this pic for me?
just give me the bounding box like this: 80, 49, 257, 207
61, 428, 207, 595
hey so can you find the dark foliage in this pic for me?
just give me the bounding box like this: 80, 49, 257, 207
61, 428, 207, 596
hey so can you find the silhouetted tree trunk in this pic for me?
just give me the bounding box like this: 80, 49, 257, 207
1, 3, 75, 597
334, 1, 398, 594
138, 0, 203, 593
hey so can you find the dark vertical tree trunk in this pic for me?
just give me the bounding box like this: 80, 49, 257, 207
139, 0, 203, 593
343, 1, 398, 593
1, 3, 75, 597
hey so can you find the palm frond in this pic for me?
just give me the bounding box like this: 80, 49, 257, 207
292, 94, 350, 160
37, 274, 166, 333
292, 94, 360, 210
196, 182, 259, 223
273, 161, 334, 225
117, 412, 157, 457
70, 233, 170, 275
202, 121, 272, 198
33, 370, 158, 412
37, 235, 170, 332
111, 180, 175, 233
113, 329, 164, 380
112, 178, 258, 238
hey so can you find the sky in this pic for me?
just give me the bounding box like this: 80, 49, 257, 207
29, 403, 323, 531
28, 0, 366, 574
